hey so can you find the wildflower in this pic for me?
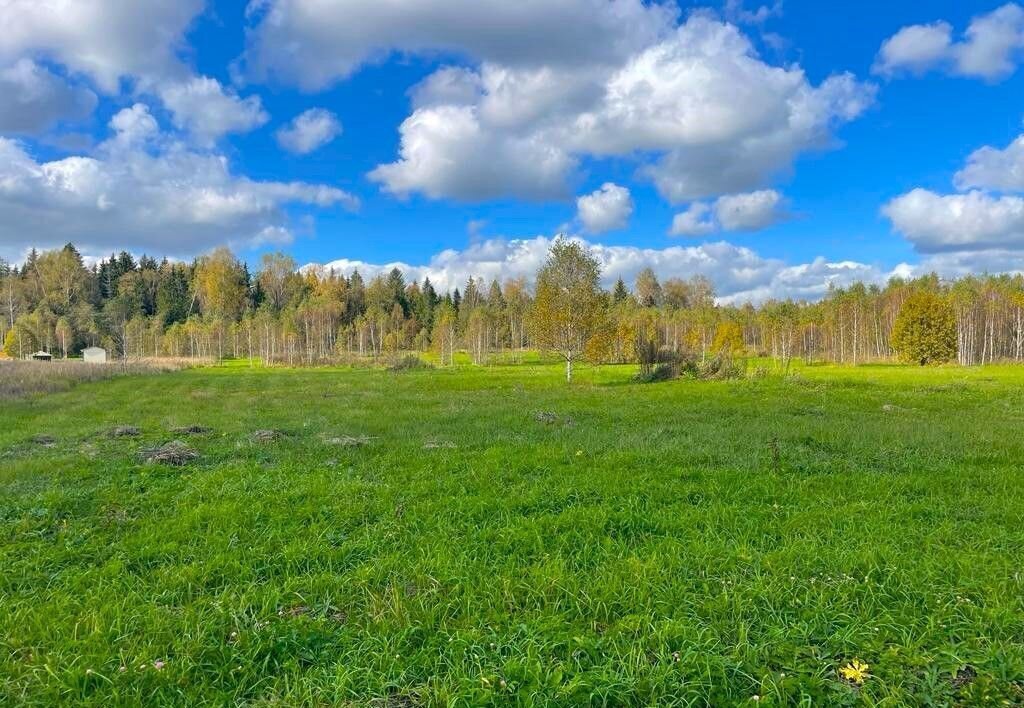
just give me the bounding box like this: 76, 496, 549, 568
153, 660, 165, 671
839, 659, 870, 684
752, 695, 760, 702
575, 449, 583, 457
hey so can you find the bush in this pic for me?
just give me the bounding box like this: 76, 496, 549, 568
634, 352, 743, 383
891, 291, 957, 366
387, 354, 434, 372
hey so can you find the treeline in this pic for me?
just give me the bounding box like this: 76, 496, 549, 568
2, 242, 1023, 367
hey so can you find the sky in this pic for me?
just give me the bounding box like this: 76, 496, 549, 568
1, 0, 1024, 302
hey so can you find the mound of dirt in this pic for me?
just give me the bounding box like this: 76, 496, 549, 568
172, 425, 212, 435
30, 434, 56, 447
325, 435, 374, 447
110, 425, 140, 438
141, 440, 199, 466
252, 429, 286, 443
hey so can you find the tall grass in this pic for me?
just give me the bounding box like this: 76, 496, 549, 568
0, 358, 201, 400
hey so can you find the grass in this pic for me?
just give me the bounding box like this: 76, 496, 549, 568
0, 359, 200, 400
2, 360, 1024, 705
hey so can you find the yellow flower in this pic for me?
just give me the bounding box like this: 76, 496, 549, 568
575, 449, 583, 456
839, 659, 870, 684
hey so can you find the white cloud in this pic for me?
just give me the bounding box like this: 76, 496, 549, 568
308, 234, 889, 304
276, 108, 343, 154
874, 22, 953, 76
955, 134, 1024, 192
0, 0, 204, 92
368, 104, 575, 201
670, 202, 716, 236
371, 15, 874, 202
671, 190, 788, 235
0, 59, 97, 134
883, 188, 1024, 252
107, 103, 160, 148
724, 0, 783, 25
243, 0, 678, 90
0, 105, 359, 260
874, 4, 1024, 80
158, 77, 269, 145
714, 189, 788, 230
576, 183, 633, 233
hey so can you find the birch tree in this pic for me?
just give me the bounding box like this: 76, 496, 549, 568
528, 239, 607, 383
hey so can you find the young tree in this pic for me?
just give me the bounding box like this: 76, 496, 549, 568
194, 247, 247, 321
634, 267, 662, 307
529, 238, 607, 383
891, 290, 957, 365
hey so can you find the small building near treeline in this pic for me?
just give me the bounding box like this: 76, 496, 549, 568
31, 351, 53, 361
83, 347, 107, 364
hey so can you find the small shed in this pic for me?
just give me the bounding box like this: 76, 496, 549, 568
31, 351, 52, 361
83, 346, 107, 364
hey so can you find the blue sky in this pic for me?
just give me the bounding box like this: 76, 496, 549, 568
2, 1, 1024, 301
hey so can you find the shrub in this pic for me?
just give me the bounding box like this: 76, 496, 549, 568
634, 353, 743, 383
891, 291, 957, 366
387, 354, 434, 372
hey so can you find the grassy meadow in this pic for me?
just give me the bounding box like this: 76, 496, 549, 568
2, 359, 1024, 705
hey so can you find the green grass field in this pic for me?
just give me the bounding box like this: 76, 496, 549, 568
3, 361, 1024, 706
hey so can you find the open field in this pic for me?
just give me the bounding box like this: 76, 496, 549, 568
3, 361, 1024, 705
0, 359, 203, 400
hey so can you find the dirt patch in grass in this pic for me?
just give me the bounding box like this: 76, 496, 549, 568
325, 435, 374, 447
423, 439, 456, 449
110, 425, 141, 438
252, 429, 287, 443
172, 425, 212, 435
30, 434, 56, 447
952, 665, 977, 690
140, 440, 199, 466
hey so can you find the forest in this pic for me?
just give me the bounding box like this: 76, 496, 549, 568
2, 241, 1021, 368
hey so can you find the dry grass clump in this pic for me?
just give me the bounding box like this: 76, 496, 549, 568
140, 440, 200, 466
0, 358, 200, 400
110, 425, 141, 438
324, 434, 374, 447
172, 425, 213, 435
252, 429, 287, 443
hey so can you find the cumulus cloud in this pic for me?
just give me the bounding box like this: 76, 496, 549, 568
0, 59, 97, 134
0, 0, 204, 92
883, 189, 1024, 253
713, 189, 788, 230
576, 183, 633, 233
368, 104, 575, 201
874, 4, 1024, 80
276, 108, 343, 154
158, 77, 269, 145
671, 190, 788, 235
308, 235, 889, 304
0, 104, 359, 260
955, 134, 1024, 192
242, 0, 677, 90
670, 203, 716, 237
370, 15, 874, 202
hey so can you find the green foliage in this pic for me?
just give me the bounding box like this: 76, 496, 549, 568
891, 290, 957, 365
386, 353, 434, 372
529, 238, 608, 381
